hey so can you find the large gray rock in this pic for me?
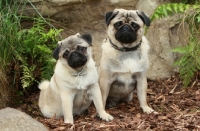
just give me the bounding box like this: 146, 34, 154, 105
146, 18, 186, 79
19, 0, 186, 79
0, 107, 48, 131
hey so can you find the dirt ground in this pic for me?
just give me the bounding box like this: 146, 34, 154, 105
8, 73, 200, 131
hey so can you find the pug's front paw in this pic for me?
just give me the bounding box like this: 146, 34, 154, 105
141, 106, 157, 114
64, 118, 74, 124
99, 111, 114, 121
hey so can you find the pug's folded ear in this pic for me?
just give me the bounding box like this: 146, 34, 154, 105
52, 46, 60, 60
136, 11, 151, 27
81, 34, 92, 46
52, 42, 62, 60
105, 11, 119, 26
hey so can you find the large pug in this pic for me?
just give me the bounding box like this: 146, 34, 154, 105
38, 33, 113, 124
99, 9, 155, 113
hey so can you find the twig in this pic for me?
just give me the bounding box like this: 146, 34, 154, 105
169, 84, 178, 94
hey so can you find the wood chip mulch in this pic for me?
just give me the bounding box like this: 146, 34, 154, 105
11, 74, 200, 131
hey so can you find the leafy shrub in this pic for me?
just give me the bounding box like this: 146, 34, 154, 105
0, 0, 63, 90
151, 2, 200, 87
16, 19, 63, 88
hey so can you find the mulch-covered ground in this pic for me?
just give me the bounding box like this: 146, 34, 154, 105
9, 73, 200, 131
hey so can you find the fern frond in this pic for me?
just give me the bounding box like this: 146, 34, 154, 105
151, 3, 195, 21
20, 64, 36, 88
41, 58, 56, 80
15, 18, 62, 89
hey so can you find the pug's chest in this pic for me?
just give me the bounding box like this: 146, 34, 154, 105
108, 51, 148, 73
66, 70, 98, 90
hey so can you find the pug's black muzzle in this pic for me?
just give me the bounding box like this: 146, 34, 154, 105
67, 52, 87, 68
115, 25, 137, 44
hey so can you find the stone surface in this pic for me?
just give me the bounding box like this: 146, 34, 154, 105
0, 107, 48, 131
51, 0, 87, 5
19, 0, 187, 79
146, 15, 188, 79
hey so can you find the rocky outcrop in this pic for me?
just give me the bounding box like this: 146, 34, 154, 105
146, 17, 188, 79
19, 0, 186, 79
0, 107, 48, 131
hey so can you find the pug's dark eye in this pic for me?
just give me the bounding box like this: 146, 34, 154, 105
77, 46, 87, 53
114, 21, 123, 29
63, 50, 69, 58
131, 22, 140, 30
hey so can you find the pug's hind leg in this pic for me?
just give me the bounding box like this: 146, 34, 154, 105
106, 97, 118, 108
122, 92, 133, 102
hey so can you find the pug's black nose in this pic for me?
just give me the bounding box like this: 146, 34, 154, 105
72, 52, 78, 57
123, 25, 130, 31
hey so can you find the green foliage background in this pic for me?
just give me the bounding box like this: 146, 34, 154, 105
0, 0, 63, 91
151, 1, 200, 87
16, 20, 62, 88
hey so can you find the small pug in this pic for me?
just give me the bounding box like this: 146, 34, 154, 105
99, 9, 155, 113
38, 33, 113, 124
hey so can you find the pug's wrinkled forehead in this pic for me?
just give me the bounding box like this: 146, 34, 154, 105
113, 9, 143, 24
106, 9, 150, 27
58, 33, 89, 51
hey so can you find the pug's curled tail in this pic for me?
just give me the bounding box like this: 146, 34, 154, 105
38, 80, 50, 90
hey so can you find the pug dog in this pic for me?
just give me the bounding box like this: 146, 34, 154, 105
99, 9, 155, 114
38, 33, 113, 124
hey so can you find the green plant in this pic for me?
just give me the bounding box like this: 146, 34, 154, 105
16, 19, 62, 88
151, 3, 200, 87
0, 0, 24, 70
0, 0, 63, 90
